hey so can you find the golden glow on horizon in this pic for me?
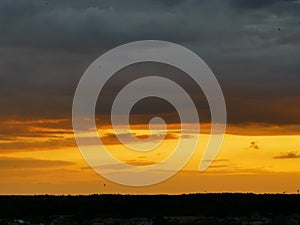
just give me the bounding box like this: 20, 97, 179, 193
1, 118, 300, 194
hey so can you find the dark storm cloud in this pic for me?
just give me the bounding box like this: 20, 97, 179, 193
0, 0, 300, 125
0, 0, 202, 51
230, 0, 298, 9
0, 0, 299, 51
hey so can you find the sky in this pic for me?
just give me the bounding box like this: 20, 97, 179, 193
0, 0, 300, 194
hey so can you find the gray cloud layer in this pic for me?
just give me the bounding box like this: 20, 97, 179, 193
1, 0, 300, 124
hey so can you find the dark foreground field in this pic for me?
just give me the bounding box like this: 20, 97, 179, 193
1, 193, 300, 217
0, 194, 300, 224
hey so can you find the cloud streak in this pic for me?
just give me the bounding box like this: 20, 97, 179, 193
273, 151, 300, 159
0, 157, 75, 169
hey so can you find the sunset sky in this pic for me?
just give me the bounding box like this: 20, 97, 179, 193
1, 0, 300, 194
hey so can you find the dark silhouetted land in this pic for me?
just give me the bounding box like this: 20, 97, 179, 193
0, 193, 299, 218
